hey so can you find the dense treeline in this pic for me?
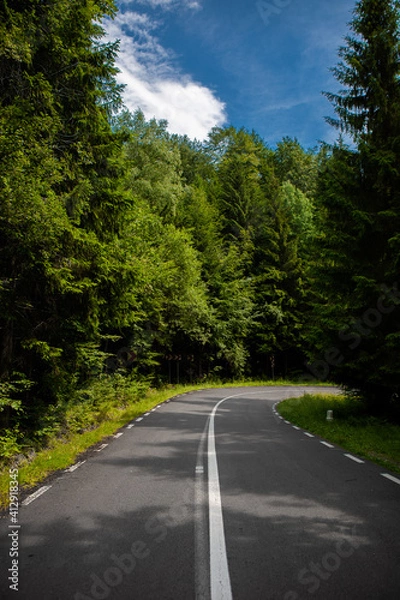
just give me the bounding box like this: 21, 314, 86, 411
309, 0, 400, 414
1, 0, 400, 453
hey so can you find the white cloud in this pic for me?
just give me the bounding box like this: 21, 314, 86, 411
137, 0, 201, 8
104, 9, 225, 139
120, 0, 201, 10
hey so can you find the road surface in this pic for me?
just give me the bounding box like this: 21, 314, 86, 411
1, 386, 400, 599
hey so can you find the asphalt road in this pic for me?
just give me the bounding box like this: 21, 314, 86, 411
1, 386, 400, 599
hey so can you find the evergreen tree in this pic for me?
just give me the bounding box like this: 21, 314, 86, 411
274, 137, 318, 198
249, 193, 305, 378
0, 0, 124, 428
118, 109, 183, 222
310, 0, 400, 411
213, 127, 268, 242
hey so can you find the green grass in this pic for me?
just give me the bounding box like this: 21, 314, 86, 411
0, 378, 315, 509
278, 393, 400, 474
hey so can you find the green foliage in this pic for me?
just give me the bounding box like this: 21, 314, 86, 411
278, 181, 315, 246
118, 109, 184, 221
65, 374, 148, 434
213, 127, 271, 241
250, 196, 304, 365
325, 0, 400, 144
274, 137, 318, 197
0, 374, 31, 414
308, 0, 400, 410
0, 0, 127, 441
3, 0, 399, 466
0, 428, 21, 459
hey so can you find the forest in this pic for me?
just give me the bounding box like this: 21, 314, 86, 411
0, 0, 400, 456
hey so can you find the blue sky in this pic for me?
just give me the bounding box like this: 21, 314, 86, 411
105, 0, 354, 149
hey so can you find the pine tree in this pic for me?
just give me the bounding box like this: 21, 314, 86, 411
325, 0, 400, 145
310, 0, 400, 411
214, 127, 267, 242
0, 0, 124, 428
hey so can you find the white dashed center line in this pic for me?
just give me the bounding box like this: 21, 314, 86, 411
344, 453, 364, 464
22, 486, 52, 506
320, 441, 335, 448
65, 460, 86, 473
96, 443, 108, 452
381, 473, 400, 486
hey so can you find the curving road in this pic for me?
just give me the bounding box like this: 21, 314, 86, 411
1, 386, 400, 599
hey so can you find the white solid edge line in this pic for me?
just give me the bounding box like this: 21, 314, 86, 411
208, 399, 233, 600
381, 473, 400, 486
22, 485, 52, 506
206, 389, 268, 600
205, 388, 293, 600
344, 453, 364, 464
195, 416, 210, 600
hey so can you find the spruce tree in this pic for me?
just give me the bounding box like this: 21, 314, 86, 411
0, 0, 124, 428
310, 0, 400, 411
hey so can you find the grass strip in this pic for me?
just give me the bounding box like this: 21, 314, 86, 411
277, 393, 400, 474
